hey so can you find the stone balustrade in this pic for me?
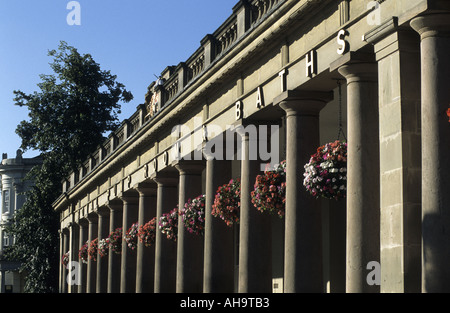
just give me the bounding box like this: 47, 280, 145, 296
59, 0, 288, 196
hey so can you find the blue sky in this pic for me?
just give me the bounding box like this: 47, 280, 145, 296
0, 0, 237, 159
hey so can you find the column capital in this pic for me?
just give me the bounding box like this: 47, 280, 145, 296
337, 62, 378, 84
174, 160, 205, 175
86, 212, 98, 223
410, 13, 450, 39
96, 206, 110, 217
106, 199, 123, 212
119, 192, 139, 206
152, 172, 179, 187
77, 216, 89, 227
134, 181, 157, 197
274, 90, 333, 116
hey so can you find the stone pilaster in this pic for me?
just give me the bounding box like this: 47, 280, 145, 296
275, 90, 332, 293
338, 61, 380, 293
153, 173, 179, 293
175, 161, 205, 293
119, 192, 139, 293
371, 28, 422, 293
411, 12, 450, 293
135, 182, 157, 293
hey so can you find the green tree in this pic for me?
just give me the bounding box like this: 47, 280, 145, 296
4, 41, 133, 293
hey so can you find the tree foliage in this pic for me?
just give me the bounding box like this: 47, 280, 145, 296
4, 41, 133, 292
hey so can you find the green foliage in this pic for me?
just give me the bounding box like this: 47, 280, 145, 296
14, 41, 133, 172
4, 41, 133, 293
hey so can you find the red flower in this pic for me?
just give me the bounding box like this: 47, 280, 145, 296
138, 218, 157, 247
125, 222, 139, 250
79, 241, 89, 263
61, 251, 70, 269
251, 161, 286, 218
88, 238, 99, 261
212, 178, 240, 226
303, 140, 347, 200
159, 208, 178, 241
180, 194, 206, 236
108, 227, 123, 254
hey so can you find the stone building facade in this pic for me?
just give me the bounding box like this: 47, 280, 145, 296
54, 0, 450, 293
0, 151, 42, 293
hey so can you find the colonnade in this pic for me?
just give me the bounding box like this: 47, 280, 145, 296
59, 13, 450, 293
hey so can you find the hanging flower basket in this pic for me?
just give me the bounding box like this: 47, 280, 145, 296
79, 241, 89, 264
251, 161, 286, 218
138, 217, 157, 247
180, 194, 206, 236
303, 140, 347, 200
98, 238, 109, 258
62, 251, 70, 269
211, 178, 241, 227
108, 227, 123, 254
88, 238, 98, 261
125, 222, 139, 250
159, 208, 179, 241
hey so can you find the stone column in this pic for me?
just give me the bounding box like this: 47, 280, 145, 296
175, 161, 205, 293
135, 182, 157, 293
96, 207, 110, 293
77, 219, 88, 293
153, 173, 178, 293
338, 61, 380, 293
237, 124, 272, 293
58, 230, 63, 293
106, 200, 122, 293
86, 213, 98, 293
120, 192, 139, 293
69, 222, 79, 293
203, 158, 234, 293
61, 228, 69, 293
274, 90, 332, 293
0, 270, 5, 293
371, 29, 422, 293
411, 13, 450, 293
